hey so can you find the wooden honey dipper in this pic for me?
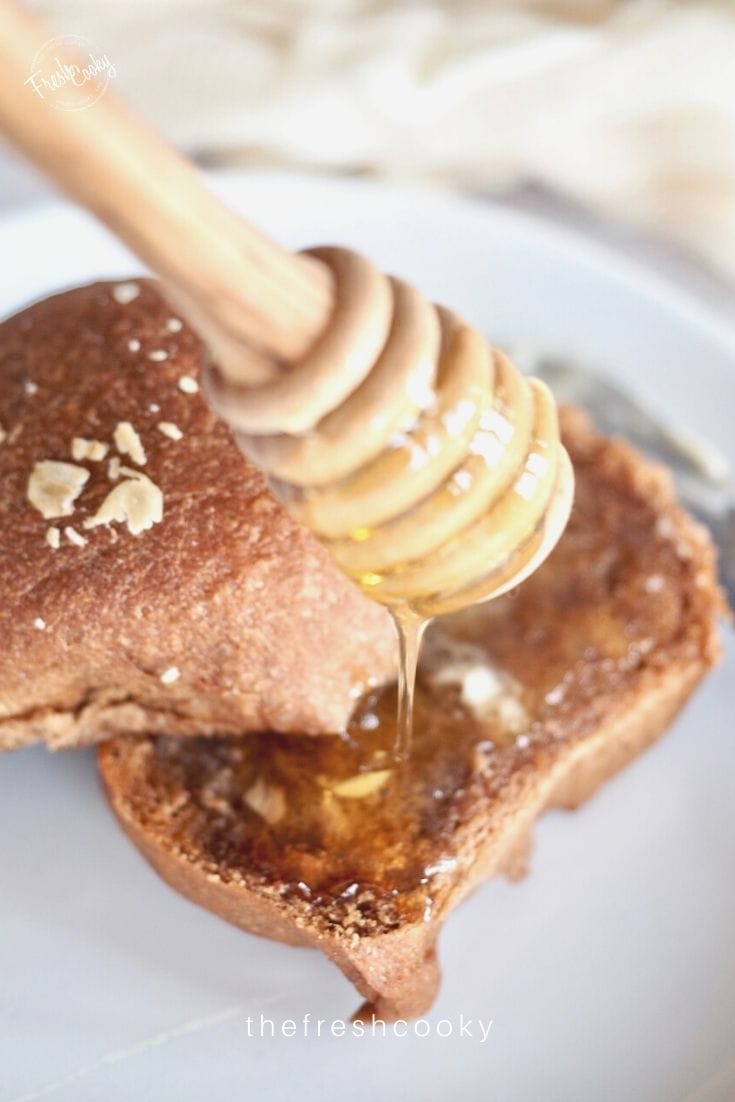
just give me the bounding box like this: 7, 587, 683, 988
0, 1, 574, 756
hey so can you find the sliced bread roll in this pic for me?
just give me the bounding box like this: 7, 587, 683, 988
99, 410, 723, 1019
0, 280, 396, 749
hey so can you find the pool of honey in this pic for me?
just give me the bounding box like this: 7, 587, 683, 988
151, 670, 504, 930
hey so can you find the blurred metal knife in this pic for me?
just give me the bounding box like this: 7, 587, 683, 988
527, 354, 735, 609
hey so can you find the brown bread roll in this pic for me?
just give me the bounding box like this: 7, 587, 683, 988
0, 280, 397, 750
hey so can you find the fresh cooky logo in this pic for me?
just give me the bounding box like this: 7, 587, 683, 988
25, 35, 115, 111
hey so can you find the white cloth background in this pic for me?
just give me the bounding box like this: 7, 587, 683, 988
31, 0, 735, 284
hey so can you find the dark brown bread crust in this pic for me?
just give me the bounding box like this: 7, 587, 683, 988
0, 281, 396, 749
98, 411, 723, 1019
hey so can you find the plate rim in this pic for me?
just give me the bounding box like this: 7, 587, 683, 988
2, 167, 735, 361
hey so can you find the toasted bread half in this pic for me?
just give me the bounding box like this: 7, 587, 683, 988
0, 281, 396, 750
98, 409, 723, 1019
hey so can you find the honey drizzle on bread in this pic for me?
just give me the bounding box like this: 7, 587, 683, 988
99, 409, 723, 1019
206, 246, 574, 757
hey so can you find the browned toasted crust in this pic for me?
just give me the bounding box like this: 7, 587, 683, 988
98, 411, 723, 1019
0, 281, 396, 750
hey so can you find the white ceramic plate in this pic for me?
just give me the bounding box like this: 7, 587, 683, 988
1, 172, 733, 1102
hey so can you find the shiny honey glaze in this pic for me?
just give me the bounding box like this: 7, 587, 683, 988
124, 422, 698, 937
152, 659, 508, 930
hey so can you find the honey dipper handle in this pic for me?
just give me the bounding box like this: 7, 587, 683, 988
0, 0, 334, 383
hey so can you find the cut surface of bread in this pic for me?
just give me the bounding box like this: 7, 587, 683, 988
0, 281, 396, 750
98, 409, 723, 1020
